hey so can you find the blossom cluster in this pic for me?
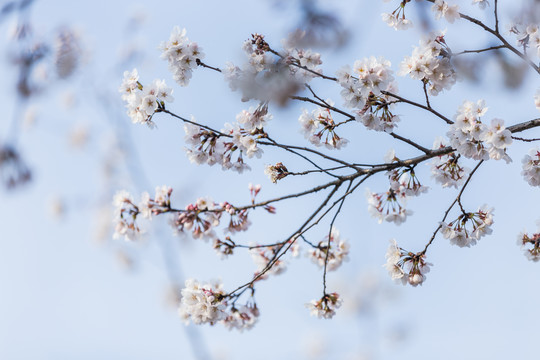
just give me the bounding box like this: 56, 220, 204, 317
440, 205, 494, 248
430, 137, 469, 188
355, 91, 401, 133
170, 197, 221, 241
139, 185, 173, 219
284, 47, 323, 83
223, 33, 322, 103
447, 100, 512, 162
431, 0, 460, 24
387, 167, 429, 197
183, 115, 263, 173
508, 23, 540, 59
112, 187, 175, 240
366, 188, 412, 225
264, 162, 289, 183
112, 190, 142, 241
305, 292, 342, 319
236, 102, 272, 132
178, 279, 259, 331
250, 244, 288, 279
521, 148, 540, 187
213, 236, 236, 259
298, 104, 349, 149
159, 27, 204, 86
119, 69, 174, 127
336, 56, 395, 111
384, 239, 431, 286
307, 227, 350, 271
517, 225, 540, 262
399, 31, 457, 96
381, 0, 413, 31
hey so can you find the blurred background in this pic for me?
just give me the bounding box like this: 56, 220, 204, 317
0, 0, 539, 359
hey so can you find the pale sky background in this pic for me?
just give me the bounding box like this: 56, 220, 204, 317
1, 0, 539, 359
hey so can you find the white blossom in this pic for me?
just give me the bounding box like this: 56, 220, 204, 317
472, 0, 489, 9
305, 293, 342, 319
440, 205, 494, 247
178, 279, 227, 325
307, 227, 350, 271
447, 100, 512, 162
159, 27, 204, 86
398, 30, 457, 95
119, 71, 174, 127
521, 147, 540, 186
383, 239, 431, 286
381, 13, 413, 31
432, 0, 460, 23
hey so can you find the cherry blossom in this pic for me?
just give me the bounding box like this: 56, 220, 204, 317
440, 205, 494, 247
521, 148, 540, 187
305, 292, 342, 319
431, 0, 460, 24
383, 239, 431, 286
159, 27, 204, 86
398, 30, 457, 95
307, 227, 350, 271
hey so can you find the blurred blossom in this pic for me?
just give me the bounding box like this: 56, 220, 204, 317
54, 27, 81, 79
22, 104, 38, 130
0, 144, 31, 190
47, 195, 65, 220
68, 123, 91, 149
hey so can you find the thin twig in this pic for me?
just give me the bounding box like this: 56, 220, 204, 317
322, 180, 353, 295
382, 91, 453, 125
452, 45, 505, 56
196, 59, 222, 72
227, 184, 342, 296
390, 132, 430, 154
290, 95, 355, 120
422, 81, 431, 109
420, 160, 484, 255
158, 109, 231, 137
494, 0, 499, 34
258, 139, 359, 169
512, 136, 540, 143
265, 135, 342, 178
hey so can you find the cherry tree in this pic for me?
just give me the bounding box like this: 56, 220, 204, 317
2, 0, 540, 359
113, 0, 540, 332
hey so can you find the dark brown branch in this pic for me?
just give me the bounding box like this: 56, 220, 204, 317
452, 45, 505, 56
322, 180, 353, 295
390, 132, 430, 154
258, 139, 359, 169
290, 95, 355, 120
452, 45, 506, 56
508, 119, 540, 133
290, 94, 432, 153
494, 0, 499, 34
157, 109, 231, 137
512, 136, 540, 143
382, 91, 454, 125
265, 135, 341, 178
422, 81, 431, 108
196, 59, 222, 72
